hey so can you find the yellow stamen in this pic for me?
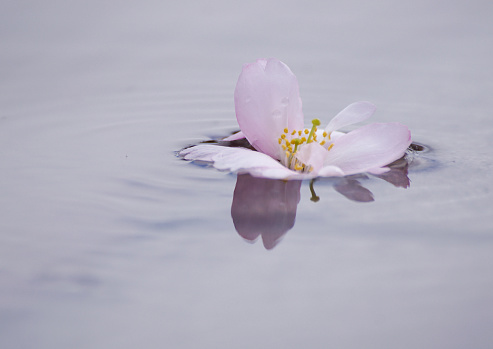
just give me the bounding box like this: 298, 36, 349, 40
291, 130, 296, 135
292, 138, 301, 153
320, 140, 326, 145
327, 143, 334, 151
304, 129, 309, 134
323, 131, 327, 137
307, 119, 320, 143
284, 128, 288, 133
298, 130, 302, 136
281, 134, 286, 139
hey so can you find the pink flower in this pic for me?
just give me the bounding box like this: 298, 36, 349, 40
180, 58, 412, 180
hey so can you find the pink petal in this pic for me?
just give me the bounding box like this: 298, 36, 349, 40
223, 131, 245, 141
180, 144, 301, 179
318, 165, 345, 177
325, 101, 376, 134
367, 167, 391, 175
234, 58, 304, 159
324, 122, 412, 176
294, 142, 328, 174
316, 130, 345, 140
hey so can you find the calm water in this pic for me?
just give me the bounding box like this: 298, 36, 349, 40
1, 1, 493, 348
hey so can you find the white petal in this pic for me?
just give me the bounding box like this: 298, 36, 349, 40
180, 144, 302, 179
234, 58, 304, 159
324, 122, 412, 176
325, 101, 376, 134
180, 145, 220, 162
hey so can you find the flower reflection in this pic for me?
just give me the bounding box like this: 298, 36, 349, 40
333, 178, 375, 202
231, 173, 301, 250
373, 157, 410, 188
230, 158, 411, 249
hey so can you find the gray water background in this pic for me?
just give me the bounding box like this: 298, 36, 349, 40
1, 1, 493, 348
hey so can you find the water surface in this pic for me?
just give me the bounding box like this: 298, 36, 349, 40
1, 1, 493, 348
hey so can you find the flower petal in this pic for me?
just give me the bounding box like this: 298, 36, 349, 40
367, 167, 390, 175
318, 165, 345, 177
223, 131, 245, 141
180, 144, 301, 179
294, 142, 328, 174
234, 58, 304, 159
325, 101, 376, 134
324, 122, 412, 175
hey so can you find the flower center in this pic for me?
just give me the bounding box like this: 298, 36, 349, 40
277, 118, 334, 172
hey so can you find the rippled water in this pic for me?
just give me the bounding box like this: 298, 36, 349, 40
1, 1, 493, 348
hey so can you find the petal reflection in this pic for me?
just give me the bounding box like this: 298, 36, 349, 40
231, 174, 301, 249
374, 158, 410, 188
333, 178, 375, 203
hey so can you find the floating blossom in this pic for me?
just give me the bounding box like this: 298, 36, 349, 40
180, 58, 412, 180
